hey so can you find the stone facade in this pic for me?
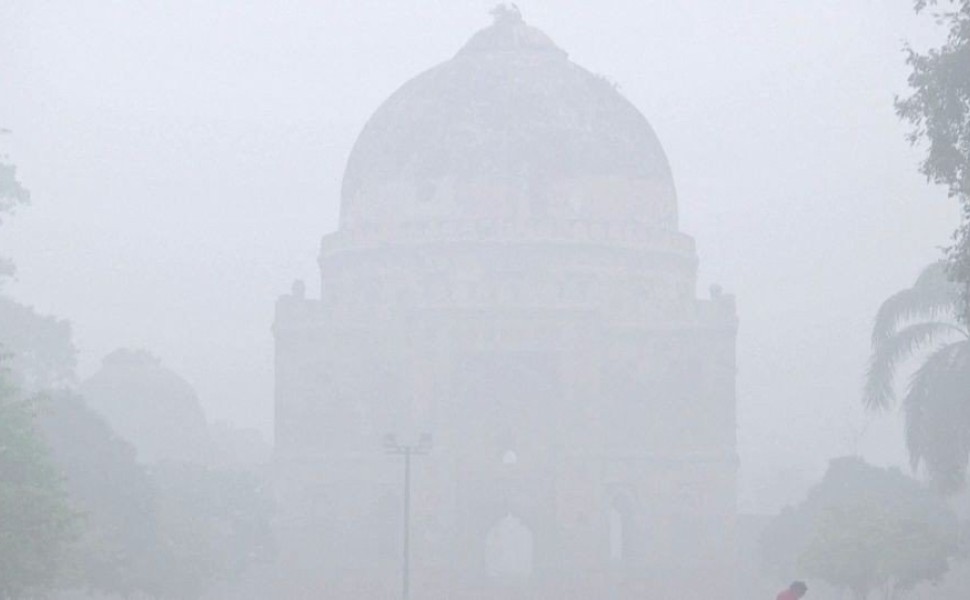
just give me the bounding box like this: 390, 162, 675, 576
274, 9, 738, 600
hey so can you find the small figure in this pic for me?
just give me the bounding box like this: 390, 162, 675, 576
776, 581, 808, 600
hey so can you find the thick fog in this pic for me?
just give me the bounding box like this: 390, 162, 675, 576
2, 3, 967, 598
2, 0, 955, 511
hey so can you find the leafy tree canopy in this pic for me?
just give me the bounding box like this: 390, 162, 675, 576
0, 135, 77, 392
761, 457, 960, 599
31, 390, 273, 599
36, 389, 158, 598
800, 503, 955, 599
0, 373, 77, 599
0, 297, 76, 392
898, 0, 970, 322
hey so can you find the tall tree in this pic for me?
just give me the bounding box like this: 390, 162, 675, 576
0, 373, 77, 599
864, 262, 970, 492
897, 0, 970, 323
0, 134, 77, 391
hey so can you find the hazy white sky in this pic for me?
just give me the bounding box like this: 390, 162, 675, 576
0, 0, 959, 511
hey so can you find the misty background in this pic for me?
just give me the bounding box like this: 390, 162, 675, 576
0, 0, 958, 513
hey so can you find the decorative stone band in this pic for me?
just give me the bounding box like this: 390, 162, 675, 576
319, 219, 696, 258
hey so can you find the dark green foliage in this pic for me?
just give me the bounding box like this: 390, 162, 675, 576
761, 457, 960, 599
33, 391, 273, 599
0, 142, 76, 392
36, 390, 158, 598
0, 376, 77, 599
800, 504, 954, 599
34, 389, 274, 599
0, 141, 271, 595
0, 297, 76, 392
898, 0, 970, 323
864, 262, 970, 492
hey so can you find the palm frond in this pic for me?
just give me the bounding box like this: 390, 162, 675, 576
864, 321, 963, 411
904, 340, 970, 494
872, 262, 961, 346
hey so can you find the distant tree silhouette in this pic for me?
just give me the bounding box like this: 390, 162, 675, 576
35, 390, 273, 599
81, 349, 210, 465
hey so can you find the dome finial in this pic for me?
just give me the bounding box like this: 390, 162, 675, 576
490, 3, 522, 25
458, 3, 563, 57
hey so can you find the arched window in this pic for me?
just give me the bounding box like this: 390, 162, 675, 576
609, 495, 635, 562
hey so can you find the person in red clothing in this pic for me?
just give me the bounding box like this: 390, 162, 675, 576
776, 581, 808, 600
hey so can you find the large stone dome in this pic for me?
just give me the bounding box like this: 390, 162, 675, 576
340, 8, 678, 230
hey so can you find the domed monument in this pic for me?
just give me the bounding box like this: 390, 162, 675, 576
274, 7, 738, 599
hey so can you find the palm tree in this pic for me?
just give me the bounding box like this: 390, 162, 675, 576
864, 262, 970, 493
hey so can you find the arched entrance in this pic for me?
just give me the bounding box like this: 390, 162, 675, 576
485, 513, 534, 581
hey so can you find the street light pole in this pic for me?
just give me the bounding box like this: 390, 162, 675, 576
403, 445, 411, 600
384, 433, 432, 600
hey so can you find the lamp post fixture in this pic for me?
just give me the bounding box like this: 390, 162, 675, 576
383, 433, 433, 600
